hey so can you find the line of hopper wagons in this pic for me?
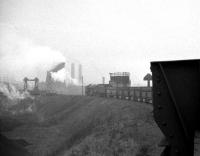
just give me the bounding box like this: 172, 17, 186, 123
85, 85, 152, 103
85, 72, 152, 103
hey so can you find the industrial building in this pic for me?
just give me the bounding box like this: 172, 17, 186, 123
109, 72, 131, 87
44, 62, 83, 95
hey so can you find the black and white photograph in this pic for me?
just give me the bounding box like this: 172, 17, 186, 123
0, 0, 200, 156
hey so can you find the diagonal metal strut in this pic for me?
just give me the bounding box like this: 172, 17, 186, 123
158, 63, 190, 142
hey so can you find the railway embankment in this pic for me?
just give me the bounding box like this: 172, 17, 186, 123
1, 95, 163, 156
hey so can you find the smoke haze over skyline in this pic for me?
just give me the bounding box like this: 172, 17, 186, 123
1, 0, 200, 85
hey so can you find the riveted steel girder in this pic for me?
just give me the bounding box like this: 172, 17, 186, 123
151, 59, 200, 156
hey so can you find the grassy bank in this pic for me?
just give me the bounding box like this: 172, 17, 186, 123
1, 95, 163, 156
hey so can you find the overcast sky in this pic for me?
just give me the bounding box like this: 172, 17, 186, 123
0, 0, 200, 85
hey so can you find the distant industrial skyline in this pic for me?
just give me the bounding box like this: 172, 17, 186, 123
1, 0, 200, 85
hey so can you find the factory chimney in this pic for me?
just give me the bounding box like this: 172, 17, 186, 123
78, 64, 82, 85
102, 77, 105, 84
71, 63, 75, 79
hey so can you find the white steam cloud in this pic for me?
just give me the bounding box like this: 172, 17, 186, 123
51, 68, 79, 85
0, 25, 66, 82
0, 82, 32, 100
0, 82, 34, 114
50, 68, 66, 82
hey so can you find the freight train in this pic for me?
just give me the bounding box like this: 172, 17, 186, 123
85, 72, 152, 103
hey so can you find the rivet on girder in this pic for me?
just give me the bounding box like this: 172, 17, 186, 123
175, 149, 179, 153
162, 122, 167, 126
169, 134, 174, 138
157, 91, 161, 96
156, 78, 161, 83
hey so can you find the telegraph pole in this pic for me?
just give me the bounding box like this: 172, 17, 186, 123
81, 76, 84, 96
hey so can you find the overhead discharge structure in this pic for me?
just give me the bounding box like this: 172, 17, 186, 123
45, 62, 84, 95
23, 77, 39, 91
46, 62, 66, 93
50, 62, 65, 73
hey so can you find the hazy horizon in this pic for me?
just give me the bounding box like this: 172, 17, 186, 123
1, 0, 200, 86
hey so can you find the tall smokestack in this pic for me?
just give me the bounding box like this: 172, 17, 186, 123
78, 64, 82, 85
102, 77, 105, 84
71, 63, 75, 79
